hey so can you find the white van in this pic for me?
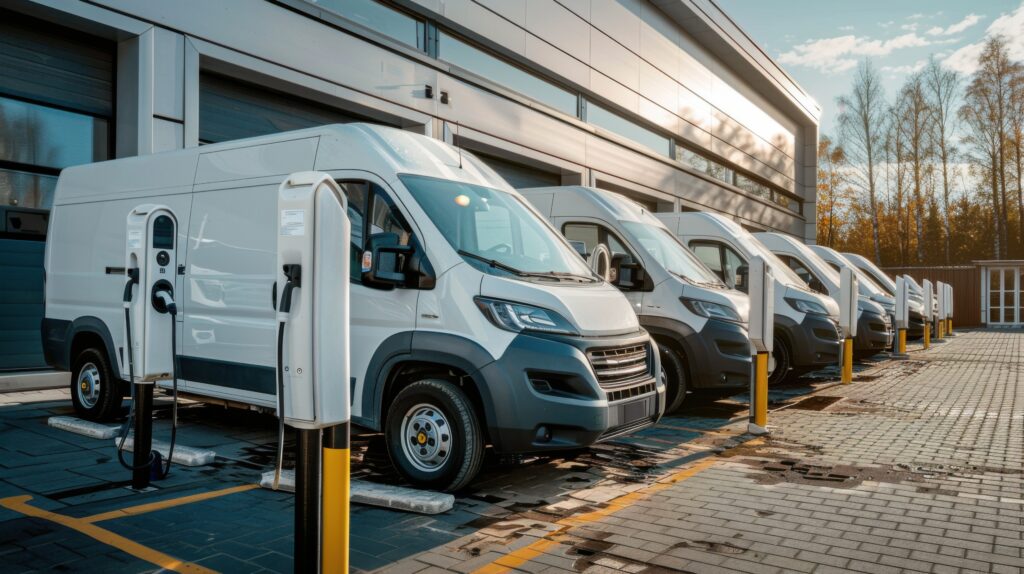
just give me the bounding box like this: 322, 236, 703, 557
657, 213, 840, 384
42, 124, 663, 491
521, 187, 751, 410
754, 233, 893, 358
843, 252, 926, 339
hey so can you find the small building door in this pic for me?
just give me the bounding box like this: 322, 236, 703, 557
987, 267, 1020, 326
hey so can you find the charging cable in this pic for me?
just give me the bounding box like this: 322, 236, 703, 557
116, 271, 180, 479
273, 264, 301, 490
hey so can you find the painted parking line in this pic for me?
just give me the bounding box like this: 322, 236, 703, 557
0, 495, 215, 574
471, 455, 723, 574
83, 484, 259, 523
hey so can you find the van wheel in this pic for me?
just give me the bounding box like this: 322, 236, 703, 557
70, 348, 122, 421
385, 380, 484, 492
768, 336, 791, 386
658, 342, 688, 413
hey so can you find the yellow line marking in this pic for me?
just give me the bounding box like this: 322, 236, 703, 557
0, 495, 216, 574
472, 456, 720, 574
84, 484, 259, 523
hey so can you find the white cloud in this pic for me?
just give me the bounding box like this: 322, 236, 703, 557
878, 20, 895, 28
839, 25, 855, 32
778, 33, 932, 74
926, 13, 983, 36
881, 60, 927, 75
942, 4, 1024, 74
901, 23, 919, 32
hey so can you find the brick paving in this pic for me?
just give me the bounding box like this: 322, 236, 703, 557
0, 329, 1020, 573
393, 330, 1024, 574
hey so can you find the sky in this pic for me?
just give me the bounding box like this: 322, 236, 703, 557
714, 0, 1024, 136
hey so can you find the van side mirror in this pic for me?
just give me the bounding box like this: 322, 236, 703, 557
611, 253, 647, 290
362, 232, 411, 289
734, 264, 749, 291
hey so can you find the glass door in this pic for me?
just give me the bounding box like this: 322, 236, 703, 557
989, 268, 1020, 325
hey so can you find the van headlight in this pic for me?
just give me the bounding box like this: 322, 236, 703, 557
681, 298, 742, 323
785, 297, 829, 316
474, 297, 579, 336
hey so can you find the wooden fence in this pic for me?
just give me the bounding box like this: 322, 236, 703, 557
881, 266, 981, 327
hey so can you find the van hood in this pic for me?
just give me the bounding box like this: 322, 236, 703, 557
680, 282, 750, 323
857, 297, 885, 317
479, 275, 640, 337
785, 284, 840, 321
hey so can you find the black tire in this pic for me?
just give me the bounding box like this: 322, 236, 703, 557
657, 341, 688, 413
70, 347, 122, 421
768, 336, 791, 386
385, 379, 484, 492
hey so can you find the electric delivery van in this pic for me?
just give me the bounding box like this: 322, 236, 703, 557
754, 233, 893, 358
43, 124, 663, 491
843, 252, 926, 339
521, 186, 751, 411
657, 212, 840, 384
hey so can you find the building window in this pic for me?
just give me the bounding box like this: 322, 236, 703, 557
586, 101, 671, 157
734, 173, 771, 201
312, 0, 424, 50
676, 143, 801, 214
438, 31, 578, 117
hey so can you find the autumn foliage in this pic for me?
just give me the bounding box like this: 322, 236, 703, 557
818, 37, 1024, 266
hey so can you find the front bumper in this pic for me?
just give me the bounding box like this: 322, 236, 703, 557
779, 313, 841, 370
473, 330, 664, 454
855, 310, 892, 354
683, 319, 751, 390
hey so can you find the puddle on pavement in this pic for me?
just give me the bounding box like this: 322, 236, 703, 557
671, 539, 746, 554
787, 396, 843, 411
744, 458, 925, 489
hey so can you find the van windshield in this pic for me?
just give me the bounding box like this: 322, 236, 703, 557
621, 221, 721, 286
400, 175, 596, 280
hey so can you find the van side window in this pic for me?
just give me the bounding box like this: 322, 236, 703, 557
778, 255, 818, 290
338, 180, 414, 284
690, 241, 747, 292
563, 223, 634, 288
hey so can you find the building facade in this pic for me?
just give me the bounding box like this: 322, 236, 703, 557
0, 0, 819, 370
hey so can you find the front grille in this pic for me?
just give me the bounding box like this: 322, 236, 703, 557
587, 344, 650, 389
606, 382, 656, 402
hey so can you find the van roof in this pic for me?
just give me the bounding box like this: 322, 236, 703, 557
54, 123, 508, 205
519, 185, 661, 225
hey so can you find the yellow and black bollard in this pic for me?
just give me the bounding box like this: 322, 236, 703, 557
897, 328, 907, 355
322, 423, 350, 573
752, 352, 769, 429
923, 323, 930, 349
841, 337, 854, 384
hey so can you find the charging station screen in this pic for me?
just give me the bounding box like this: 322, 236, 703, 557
152, 215, 174, 249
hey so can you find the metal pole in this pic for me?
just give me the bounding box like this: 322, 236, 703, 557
322, 422, 350, 573
132, 383, 154, 489
751, 352, 768, 429
923, 323, 930, 349
295, 427, 321, 574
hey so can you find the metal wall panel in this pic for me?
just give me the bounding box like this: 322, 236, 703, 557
524, 0, 590, 62
590, 0, 642, 53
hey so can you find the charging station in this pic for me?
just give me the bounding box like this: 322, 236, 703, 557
922, 278, 933, 349
275, 172, 351, 573
747, 255, 773, 435
935, 281, 947, 339
121, 205, 180, 489
893, 276, 909, 358
838, 267, 858, 384
945, 283, 955, 336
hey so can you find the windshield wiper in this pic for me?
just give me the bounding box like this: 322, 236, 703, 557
671, 271, 723, 289
458, 249, 527, 276
543, 271, 598, 283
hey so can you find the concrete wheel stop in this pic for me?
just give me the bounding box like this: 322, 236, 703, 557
259, 469, 454, 515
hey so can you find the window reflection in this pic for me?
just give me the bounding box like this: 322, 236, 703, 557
313, 0, 423, 50
440, 32, 578, 117
0, 97, 109, 170
587, 101, 671, 156
0, 169, 58, 208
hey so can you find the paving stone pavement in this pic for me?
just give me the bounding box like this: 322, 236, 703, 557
391, 330, 1024, 574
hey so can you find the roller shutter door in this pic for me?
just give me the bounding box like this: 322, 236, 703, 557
474, 153, 560, 190
0, 10, 114, 371
200, 73, 378, 144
